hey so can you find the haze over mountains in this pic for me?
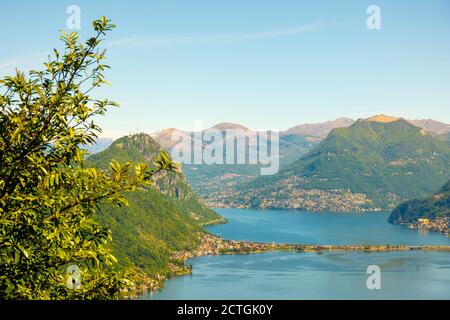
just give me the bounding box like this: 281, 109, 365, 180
148, 117, 450, 197
150, 117, 450, 162
195, 115, 450, 211
281, 117, 355, 142
91, 117, 449, 160
87, 116, 450, 212
150, 117, 450, 149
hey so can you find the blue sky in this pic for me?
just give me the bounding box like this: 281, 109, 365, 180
1, 0, 449, 137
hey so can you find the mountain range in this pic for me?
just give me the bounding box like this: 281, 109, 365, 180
150, 122, 316, 195
89, 117, 449, 211
149, 117, 450, 199
203, 115, 450, 211
150, 117, 450, 151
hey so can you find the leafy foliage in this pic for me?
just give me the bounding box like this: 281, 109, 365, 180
0, 18, 175, 299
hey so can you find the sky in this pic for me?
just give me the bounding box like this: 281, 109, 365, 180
1, 0, 449, 137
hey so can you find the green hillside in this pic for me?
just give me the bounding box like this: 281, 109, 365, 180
86, 134, 222, 278
229, 116, 450, 211
389, 180, 450, 225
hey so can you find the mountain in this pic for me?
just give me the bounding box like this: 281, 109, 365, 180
389, 180, 450, 233
83, 137, 114, 154
408, 119, 450, 135
218, 115, 450, 211
152, 124, 264, 196
210, 122, 249, 131
86, 134, 222, 282
151, 128, 192, 150
152, 123, 316, 198
280, 117, 450, 140
152, 123, 317, 197
281, 117, 355, 142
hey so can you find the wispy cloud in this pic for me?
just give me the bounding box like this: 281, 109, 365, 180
1, 22, 321, 72
236, 23, 321, 40
105, 21, 321, 49
0, 57, 25, 70
0, 51, 48, 74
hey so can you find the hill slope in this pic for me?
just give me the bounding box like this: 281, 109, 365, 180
223, 116, 450, 211
86, 134, 222, 279
389, 180, 450, 233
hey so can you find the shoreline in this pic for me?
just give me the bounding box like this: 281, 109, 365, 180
200, 217, 228, 227
399, 218, 449, 235
180, 234, 450, 258
128, 233, 450, 299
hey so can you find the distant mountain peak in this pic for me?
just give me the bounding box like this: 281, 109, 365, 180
333, 117, 355, 123
155, 128, 178, 134
366, 115, 400, 123
109, 133, 162, 157
151, 128, 187, 137
408, 119, 450, 135
121, 132, 154, 143
282, 117, 355, 141
209, 122, 249, 131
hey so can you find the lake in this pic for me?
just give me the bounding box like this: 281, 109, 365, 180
144, 209, 450, 300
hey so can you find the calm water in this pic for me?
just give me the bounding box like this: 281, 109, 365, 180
145, 209, 450, 300
207, 209, 450, 246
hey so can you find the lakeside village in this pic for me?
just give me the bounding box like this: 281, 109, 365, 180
125, 231, 450, 297
408, 217, 449, 235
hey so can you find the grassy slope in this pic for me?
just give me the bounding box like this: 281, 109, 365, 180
86, 134, 222, 275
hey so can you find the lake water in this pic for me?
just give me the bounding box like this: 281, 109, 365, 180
207, 209, 450, 246
144, 209, 450, 300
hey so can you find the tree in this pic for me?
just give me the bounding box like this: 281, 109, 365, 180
0, 17, 175, 299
